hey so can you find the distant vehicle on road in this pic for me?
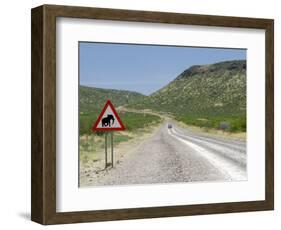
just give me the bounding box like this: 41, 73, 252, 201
168, 124, 172, 129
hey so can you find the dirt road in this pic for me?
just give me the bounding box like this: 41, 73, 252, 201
83, 121, 247, 187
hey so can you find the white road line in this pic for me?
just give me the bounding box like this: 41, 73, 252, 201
167, 128, 247, 181
172, 128, 246, 165
174, 127, 246, 153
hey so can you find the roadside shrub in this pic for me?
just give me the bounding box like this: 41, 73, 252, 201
219, 122, 230, 131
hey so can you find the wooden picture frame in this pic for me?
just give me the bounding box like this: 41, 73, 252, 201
31, 4, 274, 225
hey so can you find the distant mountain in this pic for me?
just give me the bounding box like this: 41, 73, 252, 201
127, 60, 246, 117
79, 86, 145, 113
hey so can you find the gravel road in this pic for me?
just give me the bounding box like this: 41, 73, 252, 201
87, 122, 247, 186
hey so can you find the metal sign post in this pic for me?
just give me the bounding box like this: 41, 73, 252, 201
105, 132, 108, 168
104, 132, 114, 169
111, 132, 114, 167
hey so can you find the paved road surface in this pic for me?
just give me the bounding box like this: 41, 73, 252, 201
90, 122, 247, 186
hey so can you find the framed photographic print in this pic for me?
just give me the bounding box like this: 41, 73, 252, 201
31, 4, 274, 225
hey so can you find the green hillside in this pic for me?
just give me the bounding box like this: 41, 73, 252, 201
128, 60, 246, 131
128, 60, 246, 116
79, 85, 146, 114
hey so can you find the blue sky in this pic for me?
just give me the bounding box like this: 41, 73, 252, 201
79, 42, 246, 95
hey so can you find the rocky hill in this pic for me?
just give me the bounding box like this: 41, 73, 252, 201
128, 60, 246, 118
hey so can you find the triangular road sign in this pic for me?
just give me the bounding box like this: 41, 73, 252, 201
92, 100, 125, 131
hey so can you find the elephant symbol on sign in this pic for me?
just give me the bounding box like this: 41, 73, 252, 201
102, 114, 115, 127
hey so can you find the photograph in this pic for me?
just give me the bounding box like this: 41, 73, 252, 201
78, 42, 247, 187
30, 4, 274, 224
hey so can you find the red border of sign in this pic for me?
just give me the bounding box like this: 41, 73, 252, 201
92, 100, 125, 131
